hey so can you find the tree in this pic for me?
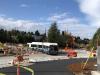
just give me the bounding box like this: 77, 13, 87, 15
82, 38, 90, 45
35, 30, 40, 36
89, 28, 100, 50
48, 22, 60, 43
58, 34, 66, 47
0, 29, 36, 43
62, 31, 65, 36
75, 36, 81, 44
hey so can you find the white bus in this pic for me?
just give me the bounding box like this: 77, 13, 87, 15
27, 42, 58, 55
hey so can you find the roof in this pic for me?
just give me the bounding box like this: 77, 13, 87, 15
27, 42, 58, 46
32, 35, 44, 41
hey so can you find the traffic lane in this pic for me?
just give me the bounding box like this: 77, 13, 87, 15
32, 58, 96, 75
0, 66, 31, 75
33, 61, 73, 75
0, 58, 96, 75
35, 72, 73, 75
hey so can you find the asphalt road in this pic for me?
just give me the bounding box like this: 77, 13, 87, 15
0, 58, 96, 75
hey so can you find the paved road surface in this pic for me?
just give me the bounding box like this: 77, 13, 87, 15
0, 58, 96, 75
0, 49, 90, 68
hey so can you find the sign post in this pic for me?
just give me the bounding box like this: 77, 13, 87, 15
17, 63, 20, 75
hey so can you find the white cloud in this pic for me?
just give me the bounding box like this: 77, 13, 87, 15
59, 23, 97, 39
0, 11, 98, 39
0, 16, 47, 33
77, 0, 100, 27
20, 4, 29, 8
48, 13, 68, 21
48, 12, 97, 39
58, 17, 79, 25
0, 14, 6, 17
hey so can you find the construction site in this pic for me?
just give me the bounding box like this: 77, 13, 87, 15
0, 42, 97, 75
0, 0, 100, 75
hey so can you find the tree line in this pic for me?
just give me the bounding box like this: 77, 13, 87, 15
0, 29, 45, 43
0, 22, 90, 48
48, 22, 90, 48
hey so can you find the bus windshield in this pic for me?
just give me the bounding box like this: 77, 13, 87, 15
50, 45, 58, 51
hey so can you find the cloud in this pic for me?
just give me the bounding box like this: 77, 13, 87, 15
0, 14, 6, 17
58, 17, 79, 25
77, 0, 100, 27
59, 23, 97, 39
48, 13, 68, 21
47, 12, 97, 39
58, 18, 97, 39
0, 12, 98, 39
0, 16, 48, 33
20, 4, 29, 8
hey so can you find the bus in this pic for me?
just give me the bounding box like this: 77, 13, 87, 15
27, 42, 58, 55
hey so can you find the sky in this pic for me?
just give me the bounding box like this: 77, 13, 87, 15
0, 0, 99, 39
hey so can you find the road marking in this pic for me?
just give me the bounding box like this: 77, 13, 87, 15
20, 66, 34, 75
0, 73, 6, 75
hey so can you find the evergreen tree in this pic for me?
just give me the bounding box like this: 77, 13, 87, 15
35, 30, 40, 36
48, 22, 60, 43
85, 28, 100, 50
89, 28, 100, 49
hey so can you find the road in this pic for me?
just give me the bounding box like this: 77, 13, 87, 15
0, 58, 96, 75
0, 49, 90, 68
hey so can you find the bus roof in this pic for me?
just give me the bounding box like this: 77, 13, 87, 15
27, 42, 58, 46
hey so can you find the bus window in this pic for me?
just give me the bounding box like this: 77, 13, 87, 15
31, 45, 37, 50
31, 45, 37, 47
50, 45, 58, 51
38, 45, 43, 51
54, 46, 58, 51
43, 46, 49, 52
38, 45, 42, 48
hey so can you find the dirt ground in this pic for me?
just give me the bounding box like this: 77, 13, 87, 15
68, 62, 97, 75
